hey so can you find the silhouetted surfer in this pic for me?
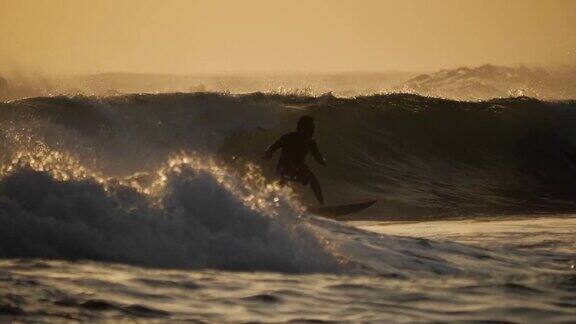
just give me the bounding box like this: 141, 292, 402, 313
263, 116, 327, 205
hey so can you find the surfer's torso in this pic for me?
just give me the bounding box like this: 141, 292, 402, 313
273, 131, 321, 184
276, 131, 317, 167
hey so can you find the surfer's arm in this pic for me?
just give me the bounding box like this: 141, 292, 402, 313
311, 141, 327, 166
263, 135, 285, 161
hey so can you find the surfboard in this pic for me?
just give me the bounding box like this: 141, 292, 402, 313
307, 200, 377, 218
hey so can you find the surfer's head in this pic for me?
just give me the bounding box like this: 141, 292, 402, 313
296, 115, 314, 137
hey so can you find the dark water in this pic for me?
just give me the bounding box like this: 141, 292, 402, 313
1, 217, 575, 322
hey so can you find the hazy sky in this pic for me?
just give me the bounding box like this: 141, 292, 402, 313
1, 0, 575, 74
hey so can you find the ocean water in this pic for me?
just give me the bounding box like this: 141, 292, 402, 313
1, 216, 575, 322
1, 93, 576, 322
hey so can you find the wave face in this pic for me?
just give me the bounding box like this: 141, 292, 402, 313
1, 92, 576, 321
2, 93, 576, 219
219, 94, 576, 217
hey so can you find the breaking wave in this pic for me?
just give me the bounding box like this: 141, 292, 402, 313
0, 148, 343, 272
1, 92, 575, 321
1, 91, 576, 274
0, 149, 553, 276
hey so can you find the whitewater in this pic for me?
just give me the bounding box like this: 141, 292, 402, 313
1, 92, 576, 322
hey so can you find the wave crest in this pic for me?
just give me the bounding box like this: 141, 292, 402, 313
0, 148, 339, 273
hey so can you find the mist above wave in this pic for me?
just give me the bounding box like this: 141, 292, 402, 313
1, 64, 574, 102
399, 64, 576, 100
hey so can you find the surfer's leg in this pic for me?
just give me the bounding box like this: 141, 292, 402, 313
309, 172, 324, 205
277, 164, 288, 186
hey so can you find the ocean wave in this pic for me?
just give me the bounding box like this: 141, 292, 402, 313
0, 150, 340, 273
2, 92, 576, 217
0, 148, 566, 276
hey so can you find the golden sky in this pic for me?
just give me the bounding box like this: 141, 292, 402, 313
1, 0, 575, 74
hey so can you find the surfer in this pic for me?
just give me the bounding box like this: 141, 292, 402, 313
263, 115, 327, 205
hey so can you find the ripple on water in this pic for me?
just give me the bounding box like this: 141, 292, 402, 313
242, 294, 283, 304
132, 277, 201, 290
55, 298, 170, 318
